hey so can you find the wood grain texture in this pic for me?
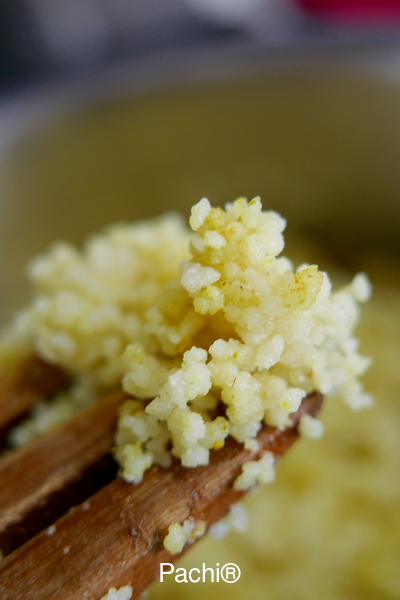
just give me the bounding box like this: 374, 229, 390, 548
0, 392, 322, 600
0, 387, 127, 534
0, 355, 68, 434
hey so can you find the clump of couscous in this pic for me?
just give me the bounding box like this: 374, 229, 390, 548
0, 197, 372, 487
163, 518, 207, 555
234, 451, 275, 491
100, 585, 133, 600
208, 502, 249, 540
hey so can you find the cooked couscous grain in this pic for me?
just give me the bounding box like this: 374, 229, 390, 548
100, 585, 133, 600
0, 197, 372, 486
234, 451, 276, 490
163, 518, 207, 555
298, 413, 325, 439
163, 523, 186, 555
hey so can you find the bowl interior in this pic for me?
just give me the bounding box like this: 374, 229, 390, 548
1, 70, 400, 314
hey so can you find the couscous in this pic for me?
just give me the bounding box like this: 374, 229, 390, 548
0, 197, 372, 495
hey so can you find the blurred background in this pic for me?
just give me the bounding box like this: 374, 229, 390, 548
0, 3, 400, 599
1, 0, 400, 305
2, 0, 400, 90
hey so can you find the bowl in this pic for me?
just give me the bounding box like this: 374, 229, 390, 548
0, 50, 399, 599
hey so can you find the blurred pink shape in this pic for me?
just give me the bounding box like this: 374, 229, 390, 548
297, 0, 400, 23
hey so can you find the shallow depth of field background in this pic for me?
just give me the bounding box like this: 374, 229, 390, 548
0, 1, 400, 598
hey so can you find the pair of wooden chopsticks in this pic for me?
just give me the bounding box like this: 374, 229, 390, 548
0, 355, 322, 600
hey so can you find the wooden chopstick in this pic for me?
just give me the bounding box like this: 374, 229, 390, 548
0, 387, 127, 540
0, 355, 67, 437
0, 391, 322, 600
